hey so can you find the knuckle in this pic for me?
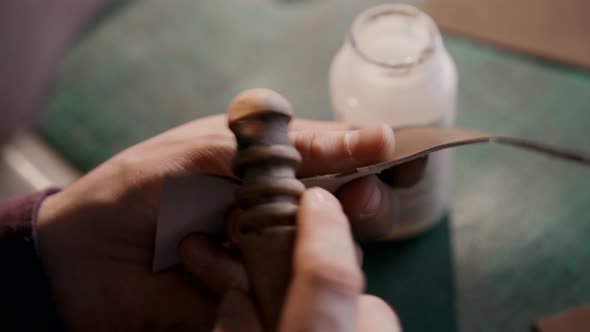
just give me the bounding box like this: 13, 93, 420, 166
292, 130, 327, 163
295, 130, 323, 159
203, 131, 233, 143
343, 132, 354, 161
111, 153, 140, 179
306, 131, 324, 160
291, 131, 308, 155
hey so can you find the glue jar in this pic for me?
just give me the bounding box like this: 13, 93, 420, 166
330, 4, 458, 239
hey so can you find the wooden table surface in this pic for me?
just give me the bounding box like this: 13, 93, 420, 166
38, 1, 590, 330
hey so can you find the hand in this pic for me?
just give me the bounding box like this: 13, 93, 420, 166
195, 188, 401, 332
37, 115, 418, 331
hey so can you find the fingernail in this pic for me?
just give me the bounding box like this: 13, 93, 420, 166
308, 187, 340, 209
365, 124, 395, 153
346, 125, 395, 164
359, 180, 382, 219
179, 235, 213, 268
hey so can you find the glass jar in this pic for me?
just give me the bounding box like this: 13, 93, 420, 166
330, 4, 458, 238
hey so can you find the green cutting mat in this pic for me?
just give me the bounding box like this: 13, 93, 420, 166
38, 1, 590, 331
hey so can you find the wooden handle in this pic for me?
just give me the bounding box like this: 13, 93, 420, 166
227, 89, 304, 331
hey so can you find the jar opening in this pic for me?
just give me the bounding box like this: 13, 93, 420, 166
349, 4, 438, 70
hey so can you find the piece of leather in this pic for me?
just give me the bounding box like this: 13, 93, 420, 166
152, 126, 590, 271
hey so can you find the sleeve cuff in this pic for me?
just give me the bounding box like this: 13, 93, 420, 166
0, 188, 65, 331
31, 188, 62, 253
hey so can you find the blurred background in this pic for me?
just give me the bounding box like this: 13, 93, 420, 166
2, 0, 589, 330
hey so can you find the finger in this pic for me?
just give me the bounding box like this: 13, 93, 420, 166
356, 295, 402, 332
290, 118, 355, 131
281, 188, 364, 332
378, 156, 428, 188
213, 290, 263, 332
337, 176, 400, 240
178, 234, 248, 295
290, 124, 395, 177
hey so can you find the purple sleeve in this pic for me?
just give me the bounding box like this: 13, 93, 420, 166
0, 189, 66, 331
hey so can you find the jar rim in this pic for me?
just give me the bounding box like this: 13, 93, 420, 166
349, 4, 438, 70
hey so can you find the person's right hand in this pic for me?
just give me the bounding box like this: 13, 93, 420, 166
183, 188, 402, 332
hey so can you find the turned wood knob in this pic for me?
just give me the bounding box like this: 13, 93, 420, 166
228, 88, 305, 234
227, 89, 304, 332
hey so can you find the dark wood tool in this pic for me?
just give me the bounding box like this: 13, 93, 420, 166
227, 88, 305, 332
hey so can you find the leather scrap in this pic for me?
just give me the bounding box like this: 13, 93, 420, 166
153, 126, 590, 271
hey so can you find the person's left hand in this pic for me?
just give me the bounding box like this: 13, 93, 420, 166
37, 115, 409, 331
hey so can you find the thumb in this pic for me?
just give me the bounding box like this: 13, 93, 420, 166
291, 124, 395, 177
213, 290, 263, 332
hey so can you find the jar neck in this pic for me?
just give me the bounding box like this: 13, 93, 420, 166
347, 4, 441, 75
